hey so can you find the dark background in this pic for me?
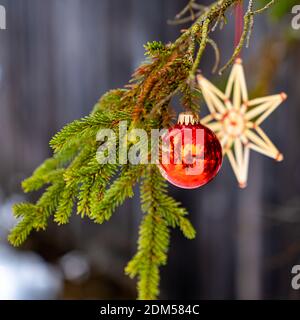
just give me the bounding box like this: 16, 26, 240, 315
0, 0, 300, 300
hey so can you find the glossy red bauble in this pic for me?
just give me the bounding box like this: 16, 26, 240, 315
158, 112, 223, 189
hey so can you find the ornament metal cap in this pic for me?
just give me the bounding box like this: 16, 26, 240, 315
177, 112, 200, 125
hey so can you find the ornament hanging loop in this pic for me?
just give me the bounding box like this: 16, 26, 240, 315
234, 0, 244, 58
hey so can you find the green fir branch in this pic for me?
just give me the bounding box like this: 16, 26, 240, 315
91, 165, 144, 224
126, 166, 195, 299
9, 178, 65, 247
50, 110, 130, 153
9, 0, 274, 299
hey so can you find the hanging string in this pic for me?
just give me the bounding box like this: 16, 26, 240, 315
234, 0, 244, 57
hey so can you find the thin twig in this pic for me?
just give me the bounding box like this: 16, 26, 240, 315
218, 0, 253, 74
190, 18, 210, 76
246, 14, 254, 48
218, 0, 276, 74
168, 11, 202, 26
170, 0, 238, 51
168, 0, 208, 26
191, 3, 207, 11
176, 0, 195, 19
207, 38, 221, 73
211, 0, 227, 31
253, 0, 275, 14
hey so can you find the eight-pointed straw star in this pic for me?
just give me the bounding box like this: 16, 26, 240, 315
197, 58, 287, 188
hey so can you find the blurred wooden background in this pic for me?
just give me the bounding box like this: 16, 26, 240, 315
0, 0, 300, 299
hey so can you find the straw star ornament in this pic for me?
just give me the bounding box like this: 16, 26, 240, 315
197, 58, 287, 188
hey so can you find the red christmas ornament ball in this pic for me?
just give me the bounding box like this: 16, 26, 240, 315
158, 112, 222, 189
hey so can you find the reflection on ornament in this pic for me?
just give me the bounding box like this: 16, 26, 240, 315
158, 112, 222, 189
197, 58, 287, 188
